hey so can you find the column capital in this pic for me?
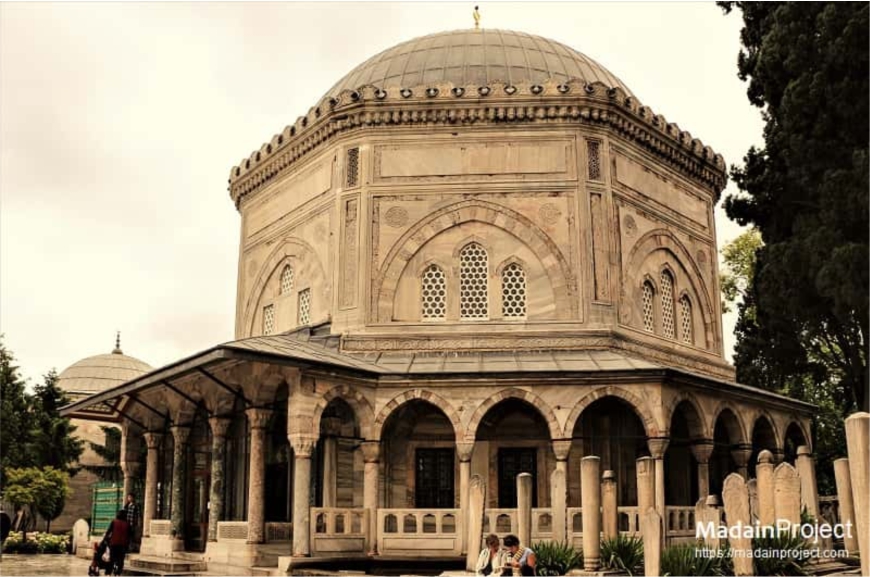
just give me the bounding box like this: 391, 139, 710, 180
144, 432, 163, 450
209, 416, 232, 438
360, 441, 381, 463
731, 445, 753, 467
552, 440, 572, 462
170, 425, 191, 445
647, 437, 670, 459
289, 435, 317, 458
456, 441, 474, 463
689, 439, 715, 463
246, 407, 273, 429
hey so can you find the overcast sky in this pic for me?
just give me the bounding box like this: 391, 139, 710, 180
1, 2, 760, 385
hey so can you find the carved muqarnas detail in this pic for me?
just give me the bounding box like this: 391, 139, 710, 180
384, 206, 409, 228
538, 203, 561, 225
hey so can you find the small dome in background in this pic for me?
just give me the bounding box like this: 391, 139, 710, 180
325, 28, 633, 98
57, 333, 151, 399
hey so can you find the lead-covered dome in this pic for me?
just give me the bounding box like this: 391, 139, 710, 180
326, 29, 633, 98
58, 337, 151, 398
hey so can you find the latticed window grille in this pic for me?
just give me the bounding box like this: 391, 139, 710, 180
262, 304, 275, 335
298, 288, 311, 325
680, 295, 693, 344
421, 264, 446, 320
501, 263, 527, 318
642, 282, 655, 332
346, 147, 360, 188
587, 140, 602, 181
280, 265, 294, 295
459, 243, 489, 319
660, 271, 675, 339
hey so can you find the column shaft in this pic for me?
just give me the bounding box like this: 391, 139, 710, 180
322, 437, 338, 508
459, 459, 470, 555
170, 427, 190, 540
207, 418, 230, 543
246, 408, 271, 544
293, 454, 312, 556
143, 433, 162, 538
361, 441, 380, 556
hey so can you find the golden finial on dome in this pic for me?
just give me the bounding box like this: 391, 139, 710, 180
112, 331, 123, 355
473, 5, 481, 29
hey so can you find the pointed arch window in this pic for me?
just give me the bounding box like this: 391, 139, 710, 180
263, 304, 275, 335
501, 263, 527, 318
459, 243, 489, 320
660, 271, 676, 339
421, 264, 447, 320
680, 295, 693, 344
642, 282, 655, 333
280, 265, 294, 295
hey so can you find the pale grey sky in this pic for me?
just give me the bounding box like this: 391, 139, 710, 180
1, 2, 758, 385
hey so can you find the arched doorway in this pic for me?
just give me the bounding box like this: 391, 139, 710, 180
665, 401, 701, 506
265, 384, 291, 522
381, 400, 457, 508
476, 398, 552, 508
783, 422, 808, 465
315, 398, 360, 508
710, 409, 742, 499
185, 406, 211, 552
750, 416, 777, 478
571, 397, 648, 507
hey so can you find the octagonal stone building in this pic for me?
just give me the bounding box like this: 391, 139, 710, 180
65, 28, 813, 574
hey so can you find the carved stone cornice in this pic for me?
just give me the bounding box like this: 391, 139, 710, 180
228, 79, 726, 208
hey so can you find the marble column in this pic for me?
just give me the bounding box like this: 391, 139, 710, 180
690, 440, 714, 498
833, 458, 859, 553
845, 412, 869, 577
169, 425, 190, 540
207, 417, 231, 543
517, 473, 533, 547
122, 462, 141, 504
246, 408, 272, 544
756, 450, 776, 527
321, 416, 342, 508
361, 441, 380, 556
647, 438, 669, 521
581, 456, 601, 571
143, 432, 163, 537
602, 470, 618, 540
731, 445, 753, 479
290, 435, 317, 556
457, 441, 474, 556
551, 440, 571, 544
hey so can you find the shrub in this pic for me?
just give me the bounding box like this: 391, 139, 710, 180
601, 534, 644, 576
532, 540, 583, 576
752, 532, 809, 576
1, 531, 70, 554
661, 542, 732, 576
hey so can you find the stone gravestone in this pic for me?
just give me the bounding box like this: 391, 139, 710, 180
72, 519, 90, 555
602, 470, 618, 540
581, 456, 601, 571
517, 473, 533, 549
465, 475, 486, 572
845, 412, 869, 577
695, 497, 721, 550
642, 509, 661, 577
636, 456, 655, 520
747, 479, 759, 523
722, 473, 753, 576
756, 450, 776, 527
550, 468, 567, 545
773, 462, 801, 528
833, 458, 859, 554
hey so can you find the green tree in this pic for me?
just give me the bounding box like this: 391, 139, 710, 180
82, 425, 123, 481
4, 468, 43, 539
30, 370, 83, 475
719, 2, 869, 412
33, 467, 70, 533
720, 228, 763, 314
0, 338, 33, 483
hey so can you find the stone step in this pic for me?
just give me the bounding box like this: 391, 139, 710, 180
128, 555, 208, 574
809, 559, 862, 576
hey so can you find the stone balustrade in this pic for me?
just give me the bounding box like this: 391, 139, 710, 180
377, 509, 461, 555
665, 506, 695, 538
310, 507, 368, 555
480, 508, 553, 543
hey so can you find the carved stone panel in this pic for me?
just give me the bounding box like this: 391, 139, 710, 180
340, 198, 359, 308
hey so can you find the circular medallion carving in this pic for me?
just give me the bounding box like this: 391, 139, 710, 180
623, 215, 637, 236
696, 249, 708, 267
384, 206, 409, 228
538, 203, 561, 225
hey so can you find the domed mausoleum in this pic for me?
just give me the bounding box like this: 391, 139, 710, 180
64, 28, 814, 574
54, 335, 151, 532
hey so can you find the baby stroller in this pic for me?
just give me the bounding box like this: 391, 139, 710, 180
88, 537, 111, 576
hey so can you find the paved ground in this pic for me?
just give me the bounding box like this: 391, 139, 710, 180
0, 554, 92, 576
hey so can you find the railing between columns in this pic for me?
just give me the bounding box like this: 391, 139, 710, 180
265, 522, 292, 543
481, 509, 553, 544
216, 521, 249, 542
310, 508, 368, 555
377, 509, 462, 556
565, 506, 696, 546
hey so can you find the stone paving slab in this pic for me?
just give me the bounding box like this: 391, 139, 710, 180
0, 554, 91, 576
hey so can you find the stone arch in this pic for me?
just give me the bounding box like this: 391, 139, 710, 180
750, 411, 781, 450
664, 392, 709, 440
312, 384, 376, 440
624, 228, 717, 350
465, 388, 561, 442
372, 389, 463, 442
242, 237, 328, 336
710, 402, 748, 446
783, 420, 811, 456
564, 385, 660, 439
372, 199, 577, 322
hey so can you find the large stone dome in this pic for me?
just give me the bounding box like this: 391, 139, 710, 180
326, 28, 633, 98
58, 338, 151, 397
